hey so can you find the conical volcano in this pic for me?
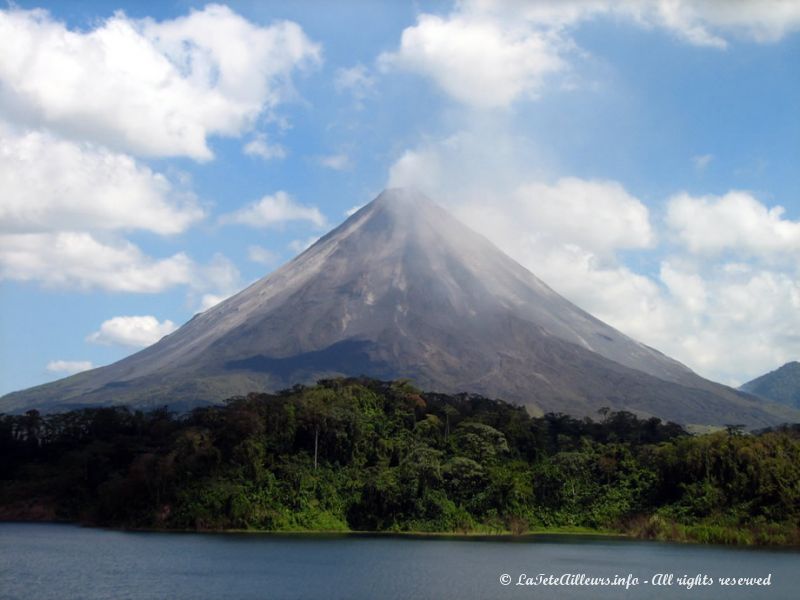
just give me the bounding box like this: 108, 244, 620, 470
2, 189, 796, 426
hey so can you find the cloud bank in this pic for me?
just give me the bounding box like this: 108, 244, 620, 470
0, 5, 317, 300
0, 5, 321, 160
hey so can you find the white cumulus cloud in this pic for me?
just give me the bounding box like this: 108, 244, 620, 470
243, 133, 287, 160
87, 315, 177, 348
0, 126, 243, 296
318, 154, 351, 170
650, 262, 800, 385
510, 178, 654, 254
0, 126, 203, 235
651, 0, 800, 45
379, 13, 565, 108
334, 64, 376, 107
0, 5, 321, 160
0, 232, 194, 292
381, 1, 800, 109
465, 0, 800, 46
0, 233, 242, 297
46, 360, 93, 374
220, 191, 327, 228
666, 191, 800, 258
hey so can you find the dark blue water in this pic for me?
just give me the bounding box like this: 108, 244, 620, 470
0, 523, 796, 599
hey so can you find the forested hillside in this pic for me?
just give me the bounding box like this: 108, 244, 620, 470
2, 378, 798, 546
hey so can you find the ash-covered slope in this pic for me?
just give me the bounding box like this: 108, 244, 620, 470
2, 189, 796, 426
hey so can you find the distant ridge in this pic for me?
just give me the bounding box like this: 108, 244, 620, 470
740, 362, 800, 410
2, 188, 797, 427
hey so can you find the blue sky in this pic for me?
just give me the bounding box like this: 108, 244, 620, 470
1, 0, 799, 395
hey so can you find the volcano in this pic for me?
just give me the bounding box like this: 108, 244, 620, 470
2, 188, 796, 426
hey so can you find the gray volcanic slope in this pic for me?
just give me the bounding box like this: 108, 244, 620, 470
3, 189, 797, 426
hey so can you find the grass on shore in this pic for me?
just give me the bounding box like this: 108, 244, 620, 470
623, 515, 800, 547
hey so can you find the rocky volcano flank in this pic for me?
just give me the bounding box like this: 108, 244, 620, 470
2, 189, 796, 426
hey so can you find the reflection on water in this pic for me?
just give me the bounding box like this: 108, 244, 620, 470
0, 523, 797, 600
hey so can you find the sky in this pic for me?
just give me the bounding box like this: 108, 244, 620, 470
1, 0, 799, 396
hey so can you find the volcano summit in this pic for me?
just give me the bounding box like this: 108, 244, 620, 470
2, 189, 795, 426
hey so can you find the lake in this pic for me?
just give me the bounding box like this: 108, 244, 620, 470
0, 523, 797, 599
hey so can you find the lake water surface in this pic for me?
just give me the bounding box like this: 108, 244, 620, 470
0, 523, 797, 599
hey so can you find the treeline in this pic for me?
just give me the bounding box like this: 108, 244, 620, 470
1, 378, 799, 545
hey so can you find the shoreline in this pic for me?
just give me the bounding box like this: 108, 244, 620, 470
5, 519, 799, 550
0, 518, 627, 539
129, 526, 627, 541
6, 519, 800, 552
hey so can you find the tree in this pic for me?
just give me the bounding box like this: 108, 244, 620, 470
297, 388, 336, 470
454, 422, 509, 464
442, 405, 458, 442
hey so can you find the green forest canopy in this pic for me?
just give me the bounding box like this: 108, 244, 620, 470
2, 378, 799, 546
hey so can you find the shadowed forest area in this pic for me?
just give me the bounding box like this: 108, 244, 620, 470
2, 378, 799, 546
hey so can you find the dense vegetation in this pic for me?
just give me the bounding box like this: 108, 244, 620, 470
2, 378, 799, 545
